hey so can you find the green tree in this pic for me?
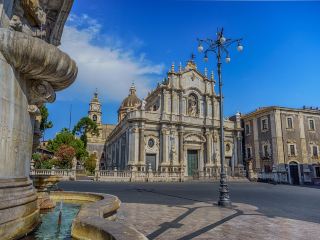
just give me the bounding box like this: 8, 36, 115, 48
39, 105, 53, 140
72, 117, 99, 147
84, 153, 97, 175
32, 153, 54, 169
47, 129, 88, 164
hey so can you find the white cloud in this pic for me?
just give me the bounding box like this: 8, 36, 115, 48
59, 14, 164, 102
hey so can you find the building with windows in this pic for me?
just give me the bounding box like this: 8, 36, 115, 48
91, 59, 245, 180
242, 106, 320, 184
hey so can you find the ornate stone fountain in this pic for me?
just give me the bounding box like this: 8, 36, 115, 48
0, 1, 77, 239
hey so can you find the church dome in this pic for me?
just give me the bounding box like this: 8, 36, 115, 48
120, 84, 141, 109
118, 84, 141, 122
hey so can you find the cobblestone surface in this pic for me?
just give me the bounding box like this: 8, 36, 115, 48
117, 201, 319, 240
59, 181, 320, 240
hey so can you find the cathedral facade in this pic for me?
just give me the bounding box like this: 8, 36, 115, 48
88, 60, 245, 178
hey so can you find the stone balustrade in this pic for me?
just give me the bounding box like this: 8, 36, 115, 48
96, 170, 248, 182
30, 168, 248, 182
96, 170, 183, 182
30, 169, 76, 180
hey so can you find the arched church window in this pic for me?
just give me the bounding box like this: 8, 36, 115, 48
188, 93, 198, 117
92, 114, 97, 122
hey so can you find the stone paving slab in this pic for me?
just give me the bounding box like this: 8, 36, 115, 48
117, 201, 320, 240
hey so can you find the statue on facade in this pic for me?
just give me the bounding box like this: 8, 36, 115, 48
188, 94, 198, 117
141, 98, 147, 110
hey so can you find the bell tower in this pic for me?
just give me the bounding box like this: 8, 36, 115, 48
88, 90, 102, 125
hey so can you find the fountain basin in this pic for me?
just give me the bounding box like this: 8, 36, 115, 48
32, 175, 62, 191
22, 202, 80, 240
31, 175, 63, 210
49, 191, 147, 240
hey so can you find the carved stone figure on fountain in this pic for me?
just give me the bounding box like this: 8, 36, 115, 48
8, 0, 74, 45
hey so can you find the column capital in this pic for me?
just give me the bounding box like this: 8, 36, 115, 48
205, 128, 213, 135
139, 122, 145, 129
161, 128, 169, 135
130, 127, 139, 133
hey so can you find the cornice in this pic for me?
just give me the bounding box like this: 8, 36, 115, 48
242, 106, 320, 120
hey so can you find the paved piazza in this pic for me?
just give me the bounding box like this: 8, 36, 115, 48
58, 181, 320, 239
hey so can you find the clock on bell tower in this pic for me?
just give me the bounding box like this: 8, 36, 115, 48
88, 90, 102, 125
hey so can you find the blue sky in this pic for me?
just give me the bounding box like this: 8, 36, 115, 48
46, 0, 320, 140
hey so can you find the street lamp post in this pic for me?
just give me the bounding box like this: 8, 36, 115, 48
197, 28, 243, 207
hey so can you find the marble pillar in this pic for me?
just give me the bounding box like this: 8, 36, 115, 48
138, 123, 146, 170
178, 127, 184, 167
205, 131, 213, 176
0, 1, 76, 239
160, 126, 169, 171
128, 124, 139, 169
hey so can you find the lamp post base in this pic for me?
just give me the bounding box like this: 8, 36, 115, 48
218, 198, 232, 207
218, 173, 232, 207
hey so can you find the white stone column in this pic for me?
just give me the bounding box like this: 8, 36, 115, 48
160, 126, 169, 170
211, 96, 215, 119
139, 123, 145, 166
205, 131, 213, 165
237, 131, 244, 166
125, 130, 130, 167
199, 146, 204, 173
205, 96, 210, 119
172, 91, 178, 114
118, 138, 122, 170
178, 92, 183, 115
178, 127, 184, 166
163, 90, 168, 114
182, 96, 187, 115
233, 137, 238, 166
214, 133, 221, 167
128, 124, 139, 167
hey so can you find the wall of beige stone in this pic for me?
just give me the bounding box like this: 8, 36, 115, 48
244, 107, 320, 183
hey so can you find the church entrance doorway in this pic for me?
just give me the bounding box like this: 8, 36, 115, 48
289, 162, 300, 185
187, 150, 198, 176
146, 154, 156, 171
